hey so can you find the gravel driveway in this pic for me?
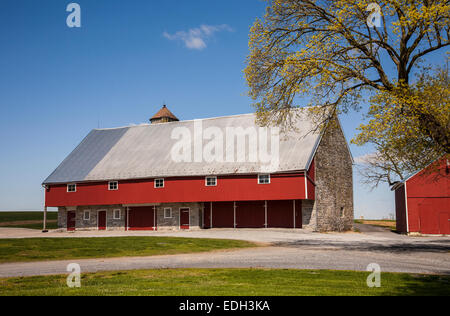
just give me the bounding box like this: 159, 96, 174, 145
0, 226, 449, 277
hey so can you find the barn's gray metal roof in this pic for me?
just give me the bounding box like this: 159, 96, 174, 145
43, 111, 322, 184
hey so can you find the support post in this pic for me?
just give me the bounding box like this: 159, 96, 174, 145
293, 200, 296, 229
42, 206, 48, 233
233, 202, 237, 229
264, 201, 268, 228
210, 202, 213, 229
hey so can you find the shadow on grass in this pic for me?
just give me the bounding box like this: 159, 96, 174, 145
380, 273, 450, 296
274, 239, 450, 255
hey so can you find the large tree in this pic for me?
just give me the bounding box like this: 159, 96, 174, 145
353, 66, 449, 186
245, 0, 449, 183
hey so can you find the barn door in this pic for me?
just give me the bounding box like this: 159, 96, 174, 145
267, 200, 294, 228
236, 201, 265, 228
67, 211, 76, 231
295, 200, 303, 229
128, 207, 155, 231
180, 208, 190, 230
203, 203, 211, 229
419, 203, 439, 234
98, 211, 107, 231
439, 213, 450, 235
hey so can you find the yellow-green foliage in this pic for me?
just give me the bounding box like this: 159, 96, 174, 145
245, 0, 449, 183
352, 67, 449, 182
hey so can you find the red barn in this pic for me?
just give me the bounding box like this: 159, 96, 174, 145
393, 157, 450, 236
43, 106, 354, 232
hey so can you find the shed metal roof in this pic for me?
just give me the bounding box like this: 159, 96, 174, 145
43, 110, 322, 184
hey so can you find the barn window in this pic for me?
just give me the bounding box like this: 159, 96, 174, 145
108, 181, 118, 191
164, 208, 172, 219
67, 184, 77, 192
83, 210, 90, 221
113, 209, 121, 220
205, 176, 217, 187
258, 174, 271, 184
155, 179, 165, 188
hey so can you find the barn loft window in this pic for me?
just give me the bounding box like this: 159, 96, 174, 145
113, 209, 121, 220
67, 184, 77, 192
205, 176, 217, 187
155, 179, 165, 188
164, 208, 172, 219
108, 181, 118, 191
258, 174, 271, 184
83, 210, 90, 221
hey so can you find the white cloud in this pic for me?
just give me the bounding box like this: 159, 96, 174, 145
163, 24, 233, 50
354, 152, 379, 165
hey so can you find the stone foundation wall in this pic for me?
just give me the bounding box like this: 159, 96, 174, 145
301, 200, 316, 230
58, 205, 126, 231
57, 203, 202, 231
156, 202, 202, 231
313, 120, 354, 232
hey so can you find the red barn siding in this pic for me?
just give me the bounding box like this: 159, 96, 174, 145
401, 158, 450, 235
306, 158, 316, 199
45, 173, 309, 207
267, 200, 295, 228
236, 201, 266, 228
307, 158, 315, 182
394, 185, 407, 234
211, 202, 235, 228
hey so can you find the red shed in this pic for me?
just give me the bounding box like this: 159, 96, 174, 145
393, 157, 450, 235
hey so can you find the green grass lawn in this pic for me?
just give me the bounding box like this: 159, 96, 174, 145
0, 269, 448, 296
1, 222, 59, 230
0, 237, 257, 263
0, 212, 57, 223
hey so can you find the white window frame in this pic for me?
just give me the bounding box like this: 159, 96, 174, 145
108, 181, 119, 191
258, 174, 271, 185
67, 184, 77, 192
154, 179, 165, 189
113, 209, 121, 220
164, 208, 173, 219
83, 210, 91, 221
205, 176, 217, 187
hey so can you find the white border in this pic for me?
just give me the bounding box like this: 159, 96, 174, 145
67, 184, 77, 193
258, 174, 271, 184
108, 181, 119, 191
113, 209, 121, 220
164, 207, 173, 219
154, 178, 165, 189
205, 176, 217, 187
83, 210, 91, 221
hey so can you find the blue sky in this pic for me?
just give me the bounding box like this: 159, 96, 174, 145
0, 0, 440, 219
